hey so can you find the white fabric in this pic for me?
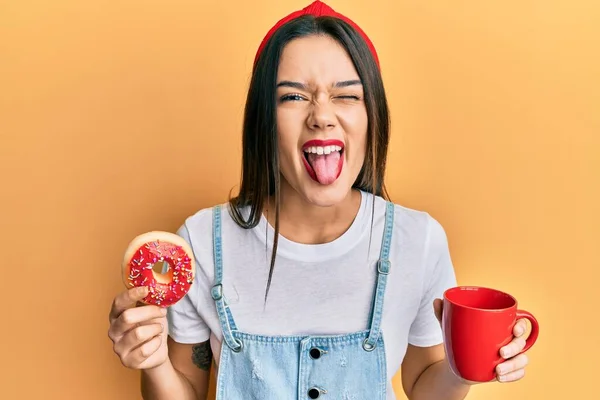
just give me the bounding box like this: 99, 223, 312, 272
167, 190, 457, 398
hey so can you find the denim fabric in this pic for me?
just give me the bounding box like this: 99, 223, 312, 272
210, 201, 395, 400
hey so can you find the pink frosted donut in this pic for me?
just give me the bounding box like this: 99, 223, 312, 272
122, 231, 195, 307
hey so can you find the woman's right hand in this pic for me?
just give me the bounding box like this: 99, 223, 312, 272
108, 286, 169, 370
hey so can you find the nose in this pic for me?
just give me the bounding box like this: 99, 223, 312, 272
306, 100, 336, 131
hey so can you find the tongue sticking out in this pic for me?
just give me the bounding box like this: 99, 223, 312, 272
307, 151, 341, 185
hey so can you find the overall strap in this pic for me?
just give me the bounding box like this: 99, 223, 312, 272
363, 201, 395, 351
210, 205, 243, 352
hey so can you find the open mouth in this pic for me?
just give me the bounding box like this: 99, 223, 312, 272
301, 139, 345, 185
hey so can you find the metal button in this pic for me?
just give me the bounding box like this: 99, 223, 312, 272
309, 347, 322, 359
362, 338, 376, 352
307, 388, 321, 399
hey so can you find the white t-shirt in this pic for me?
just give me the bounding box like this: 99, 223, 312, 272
167, 190, 457, 399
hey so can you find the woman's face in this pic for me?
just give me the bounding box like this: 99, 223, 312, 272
276, 34, 368, 207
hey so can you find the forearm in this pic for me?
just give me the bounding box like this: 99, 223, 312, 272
141, 359, 199, 400
410, 359, 470, 400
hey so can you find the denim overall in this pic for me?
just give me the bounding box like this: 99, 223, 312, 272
210, 201, 395, 399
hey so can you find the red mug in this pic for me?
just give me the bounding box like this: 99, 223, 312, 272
442, 286, 540, 383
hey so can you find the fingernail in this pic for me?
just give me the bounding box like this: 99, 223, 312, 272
501, 348, 511, 358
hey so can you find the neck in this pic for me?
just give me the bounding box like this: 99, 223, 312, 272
263, 182, 362, 245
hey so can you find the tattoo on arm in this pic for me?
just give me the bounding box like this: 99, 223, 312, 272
191, 341, 213, 371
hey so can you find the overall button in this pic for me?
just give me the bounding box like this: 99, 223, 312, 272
307, 387, 323, 399
309, 347, 322, 359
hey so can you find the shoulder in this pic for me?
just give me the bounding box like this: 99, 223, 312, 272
179, 204, 218, 233
178, 201, 248, 231
373, 194, 446, 242
386, 199, 453, 274
369, 193, 450, 262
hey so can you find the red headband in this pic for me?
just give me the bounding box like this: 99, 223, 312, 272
253, 0, 380, 69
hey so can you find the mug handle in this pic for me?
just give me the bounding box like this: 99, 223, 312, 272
515, 310, 540, 352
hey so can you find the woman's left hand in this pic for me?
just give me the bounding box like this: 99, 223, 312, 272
433, 298, 530, 384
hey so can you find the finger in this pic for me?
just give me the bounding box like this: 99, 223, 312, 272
113, 322, 164, 357
497, 368, 526, 383
121, 335, 163, 369
496, 353, 529, 376
109, 286, 149, 323
109, 305, 167, 342
433, 298, 443, 323
513, 319, 528, 337
500, 336, 526, 359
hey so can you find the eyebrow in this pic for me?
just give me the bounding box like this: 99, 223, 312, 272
276, 80, 362, 89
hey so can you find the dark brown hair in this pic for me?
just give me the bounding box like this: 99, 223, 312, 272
228, 15, 391, 303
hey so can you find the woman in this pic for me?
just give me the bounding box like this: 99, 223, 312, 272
108, 2, 531, 399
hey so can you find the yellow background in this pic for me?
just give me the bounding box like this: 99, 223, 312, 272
1, 0, 598, 399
